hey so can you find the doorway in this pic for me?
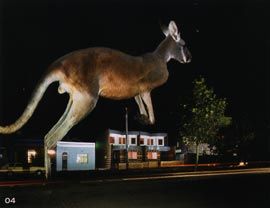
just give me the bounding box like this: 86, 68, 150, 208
62, 152, 68, 171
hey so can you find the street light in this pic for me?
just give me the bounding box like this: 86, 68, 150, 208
47, 149, 56, 156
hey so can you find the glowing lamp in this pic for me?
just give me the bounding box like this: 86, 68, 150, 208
47, 149, 56, 156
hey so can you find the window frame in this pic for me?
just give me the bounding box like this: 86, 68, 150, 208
158, 139, 163, 146
76, 153, 88, 164
147, 151, 157, 160
119, 137, 126, 145
128, 151, 138, 159
109, 136, 115, 144
147, 138, 154, 146
131, 137, 136, 145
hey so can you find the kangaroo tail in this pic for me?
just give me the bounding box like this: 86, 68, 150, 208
0, 72, 58, 134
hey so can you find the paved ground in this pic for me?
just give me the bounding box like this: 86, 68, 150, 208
0, 169, 269, 208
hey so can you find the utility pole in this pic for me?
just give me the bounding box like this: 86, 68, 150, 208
125, 107, 129, 169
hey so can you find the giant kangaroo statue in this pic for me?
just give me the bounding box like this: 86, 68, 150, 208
0, 21, 191, 150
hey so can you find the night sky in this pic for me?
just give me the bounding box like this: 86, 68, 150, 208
0, 0, 269, 156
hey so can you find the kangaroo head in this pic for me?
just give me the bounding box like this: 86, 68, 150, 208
162, 21, 192, 64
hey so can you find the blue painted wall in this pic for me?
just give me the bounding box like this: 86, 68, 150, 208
56, 142, 95, 171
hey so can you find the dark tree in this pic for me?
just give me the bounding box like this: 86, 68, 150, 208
180, 77, 231, 169
214, 116, 255, 162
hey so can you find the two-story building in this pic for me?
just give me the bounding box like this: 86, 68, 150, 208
96, 129, 171, 169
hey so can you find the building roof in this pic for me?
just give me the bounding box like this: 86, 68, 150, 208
108, 129, 167, 137
108, 129, 140, 135
57, 141, 95, 148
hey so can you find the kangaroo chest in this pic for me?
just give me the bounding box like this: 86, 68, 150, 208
140, 67, 169, 89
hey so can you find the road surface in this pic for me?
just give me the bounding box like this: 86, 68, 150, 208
0, 168, 269, 208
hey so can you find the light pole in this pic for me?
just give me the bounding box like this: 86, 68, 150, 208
125, 107, 129, 169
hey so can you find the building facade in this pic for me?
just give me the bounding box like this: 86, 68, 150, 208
96, 129, 171, 169
56, 141, 95, 171
0, 138, 44, 167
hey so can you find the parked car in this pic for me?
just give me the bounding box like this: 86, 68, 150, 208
0, 163, 45, 176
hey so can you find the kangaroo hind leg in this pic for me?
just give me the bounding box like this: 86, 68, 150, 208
45, 92, 98, 149
135, 95, 150, 125
135, 95, 148, 116
135, 92, 155, 125
140, 91, 155, 124
46, 97, 73, 136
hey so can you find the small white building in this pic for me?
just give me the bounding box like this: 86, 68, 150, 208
56, 141, 95, 171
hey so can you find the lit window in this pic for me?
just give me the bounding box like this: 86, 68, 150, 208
76, 154, 88, 164
147, 139, 154, 145
109, 136, 115, 144
131, 138, 136, 144
140, 138, 144, 145
158, 139, 163, 145
27, 150, 37, 163
128, 151, 137, 159
119, 137, 126, 144
147, 152, 157, 160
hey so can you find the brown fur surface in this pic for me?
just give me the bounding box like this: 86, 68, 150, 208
49, 47, 168, 99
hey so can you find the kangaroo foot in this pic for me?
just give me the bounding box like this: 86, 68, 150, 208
135, 114, 152, 125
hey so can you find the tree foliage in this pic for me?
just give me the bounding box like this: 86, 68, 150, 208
180, 77, 231, 147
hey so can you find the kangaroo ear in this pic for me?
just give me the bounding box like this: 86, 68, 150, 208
168, 21, 180, 41
161, 23, 169, 36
